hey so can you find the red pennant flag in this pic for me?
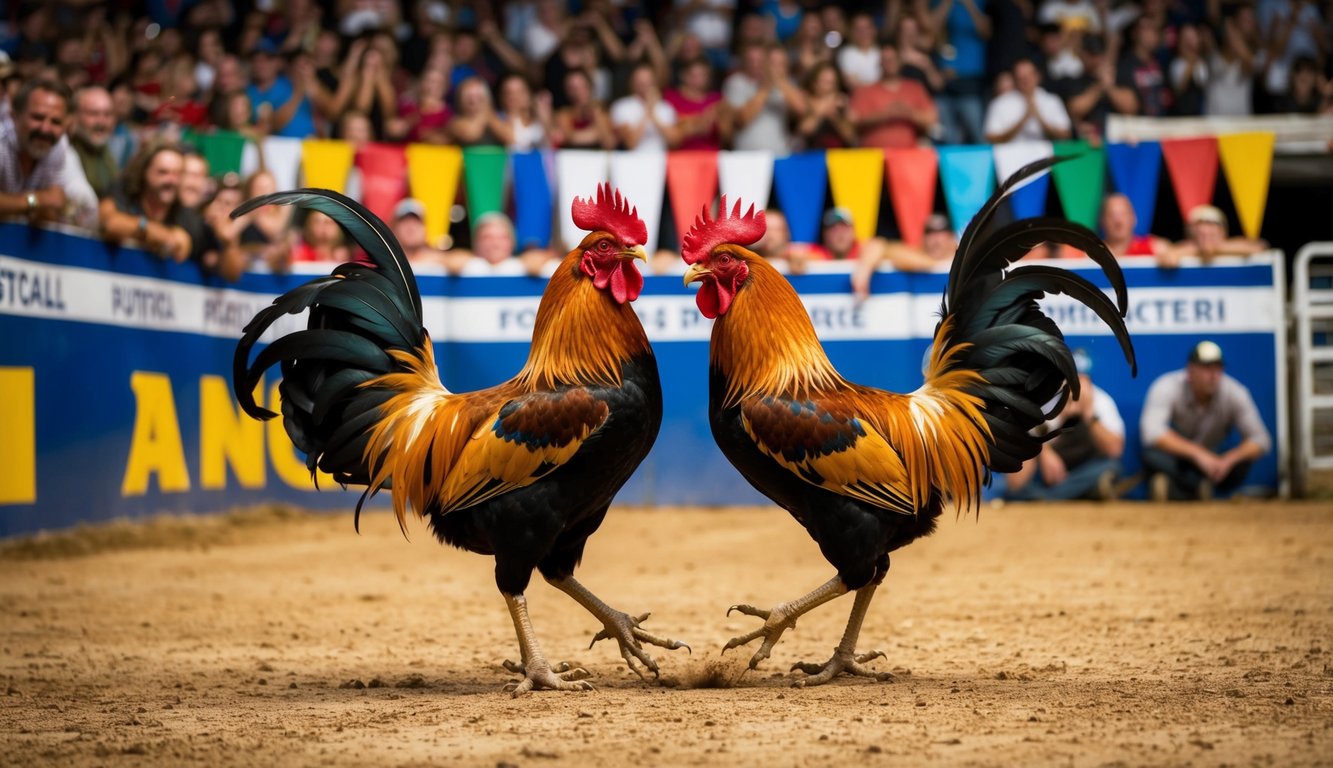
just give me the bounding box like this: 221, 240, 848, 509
356, 142, 409, 225
884, 147, 939, 247
666, 151, 719, 250
1160, 137, 1218, 223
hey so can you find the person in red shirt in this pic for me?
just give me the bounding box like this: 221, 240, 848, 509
664, 56, 723, 151
850, 41, 938, 150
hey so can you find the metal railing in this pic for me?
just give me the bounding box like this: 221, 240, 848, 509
1291, 243, 1333, 496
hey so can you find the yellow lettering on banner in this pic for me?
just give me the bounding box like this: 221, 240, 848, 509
266, 381, 336, 490
199, 375, 265, 490
0, 367, 37, 504
122, 372, 191, 496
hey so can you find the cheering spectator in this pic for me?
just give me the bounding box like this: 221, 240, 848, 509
610, 61, 680, 151
289, 209, 350, 265
324, 37, 396, 141
450, 76, 507, 147
983, 57, 1072, 142
665, 56, 724, 150
246, 40, 318, 139
1160, 204, 1269, 266
837, 12, 882, 89
851, 42, 938, 149
66, 84, 120, 199
236, 169, 292, 270
1, 78, 98, 229
931, 0, 993, 145
788, 13, 832, 78
177, 149, 212, 211
789, 207, 890, 275
1272, 56, 1332, 113
98, 139, 245, 281
1118, 16, 1168, 116
677, 0, 738, 71
553, 68, 616, 150
1100, 193, 1169, 259
391, 198, 449, 268
1169, 23, 1209, 116
851, 213, 959, 299
754, 207, 798, 265
723, 43, 806, 152
446, 211, 555, 276
1059, 35, 1138, 143
797, 61, 855, 149
1205, 9, 1257, 117
897, 15, 946, 94
1141, 340, 1271, 501
1258, 0, 1326, 104
523, 0, 567, 64
495, 73, 554, 151
394, 66, 452, 144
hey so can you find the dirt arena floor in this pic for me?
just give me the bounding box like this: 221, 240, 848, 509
2, 500, 1330, 767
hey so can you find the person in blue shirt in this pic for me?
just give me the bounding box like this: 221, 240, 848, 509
245, 40, 317, 139
931, 0, 991, 144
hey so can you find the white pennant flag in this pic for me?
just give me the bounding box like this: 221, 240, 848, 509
719, 150, 773, 213
555, 150, 611, 252
991, 141, 1054, 194
609, 151, 667, 253
261, 136, 305, 191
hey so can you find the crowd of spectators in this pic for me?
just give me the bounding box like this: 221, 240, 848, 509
2, 0, 1323, 279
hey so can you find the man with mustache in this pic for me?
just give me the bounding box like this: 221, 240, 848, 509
0, 78, 98, 228
66, 84, 119, 200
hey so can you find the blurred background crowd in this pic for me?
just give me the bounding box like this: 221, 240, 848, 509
0, 0, 1327, 279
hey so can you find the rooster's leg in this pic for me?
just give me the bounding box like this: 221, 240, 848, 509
501, 593, 594, 696
722, 575, 848, 670
789, 584, 893, 687
547, 576, 690, 680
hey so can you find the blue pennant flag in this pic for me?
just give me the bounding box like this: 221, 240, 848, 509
938, 145, 995, 234
773, 152, 827, 244
511, 151, 553, 249
1105, 142, 1162, 237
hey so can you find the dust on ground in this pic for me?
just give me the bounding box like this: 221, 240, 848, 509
2, 501, 1330, 767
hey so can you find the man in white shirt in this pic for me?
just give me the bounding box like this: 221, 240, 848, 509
0, 78, 98, 229
836, 12, 881, 89
983, 58, 1072, 143
610, 62, 679, 152
723, 43, 806, 153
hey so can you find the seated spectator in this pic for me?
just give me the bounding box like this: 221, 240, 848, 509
1141, 340, 1272, 501
394, 66, 452, 144
836, 12, 882, 90
850, 213, 958, 298
1160, 204, 1269, 266
552, 69, 616, 150
390, 198, 449, 268
289, 209, 350, 265
850, 42, 938, 150
495, 73, 553, 152
1004, 348, 1127, 502
177, 149, 212, 211
723, 43, 805, 153
664, 56, 723, 151
1098, 193, 1169, 259
449, 76, 507, 147
984, 57, 1073, 142
66, 84, 120, 199
610, 61, 680, 151
797, 61, 855, 149
754, 207, 798, 266
98, 138, 245, 281
0, 78, 98, 229
789, 207, 889, 274
445, 211, 555, 277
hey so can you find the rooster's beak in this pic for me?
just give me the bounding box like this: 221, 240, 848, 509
619, 245, 648, 262
683, 262, 710, 287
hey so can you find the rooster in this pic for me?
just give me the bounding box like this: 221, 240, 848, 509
232, 184, 687, 695
681, 158, 1136, 686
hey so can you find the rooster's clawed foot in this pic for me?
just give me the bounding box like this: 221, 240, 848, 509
789, 649, 894, 687
589, 611, 691, 680
501, 659, 594, 696
721, 603, 802, 670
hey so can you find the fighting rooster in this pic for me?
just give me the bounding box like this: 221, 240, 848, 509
681, 159, 1136, 686
232, 185, 686, 695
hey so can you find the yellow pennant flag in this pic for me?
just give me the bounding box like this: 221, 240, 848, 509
826, 148, 884, 243
405, 144, 463, 249
1217, 132, 1274, 240
299, 139, 355, 193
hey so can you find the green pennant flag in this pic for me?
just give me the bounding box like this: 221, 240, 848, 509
1052, 140, 1105, 230
186, 129, 248, 177
462, 146, 509, 229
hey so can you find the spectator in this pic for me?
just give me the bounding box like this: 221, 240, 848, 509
788, 13, 832, 78
665, 56, 724, 151
237, 169, 292, 271
983, 57, 1072, 142
931, 0, 992, 145
324, 38, 396, 141
289, 209, 350, 264
851, 42, 939, 149
677, 0, 738, 72
988, 0, 1037, 83
1169, 23, 1209, 115
394, 66, 452, 144
391, 198, 449, 268
445, 210, 554, 276
1004, 348, 1127, 502
1205, 9, 1257, 117
98, 139, 245, 282
1119, 16, 1168, 115
553, 69, 616, 150
754, 207, 798, 264
67, 84, 120, 199
1058, 34, 1138, 143
247, 40, 319, 139
1272, 56, 1332, 113
1141, 340, 1272, 501
759, 0, 805, 42
450, 76, 507, 147
1160, 204, 1269, 266
177, 149, 212, 211
837, 12, 883, 90
523, 0, 567, 65
722, 43, 806, 153
495, 73, 554, 151
789, 206, 890, 274
897, 15, 947, 94
201, 173, 251, 265
1099, 193, 1170, 259
1036, 0, 1102, 32
0, 78, 97, 229
610, 61, 680, 151
851, 213, 958, 298
1258, 0, 1326, 104
797, 61, 856, 149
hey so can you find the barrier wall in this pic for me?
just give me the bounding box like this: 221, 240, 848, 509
0, 223, 1286, 537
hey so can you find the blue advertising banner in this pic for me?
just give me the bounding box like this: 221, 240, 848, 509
0, 224, 1286, 537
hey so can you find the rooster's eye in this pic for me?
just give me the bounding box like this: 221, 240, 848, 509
597, 240, 612, 252
716, 253, 732, 265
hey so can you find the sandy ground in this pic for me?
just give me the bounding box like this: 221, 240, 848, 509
1, 500, 1331, 767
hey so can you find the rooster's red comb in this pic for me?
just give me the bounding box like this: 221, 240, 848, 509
681, 196, 767, 264
571, 183, 647, 247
